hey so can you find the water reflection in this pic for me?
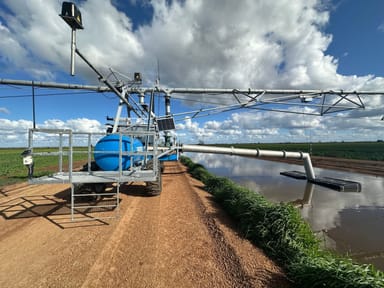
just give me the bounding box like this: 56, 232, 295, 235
188, 153, 384, 270
289, 182, 315, 208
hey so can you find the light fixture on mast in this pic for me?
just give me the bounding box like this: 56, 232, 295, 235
59, 2, 84, 76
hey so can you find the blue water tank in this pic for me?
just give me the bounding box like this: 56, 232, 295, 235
94, 134, 143, 171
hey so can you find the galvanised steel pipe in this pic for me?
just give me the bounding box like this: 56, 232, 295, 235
2, 78, 384, 95
181, 144, 316, 181
0, 78, 111, 91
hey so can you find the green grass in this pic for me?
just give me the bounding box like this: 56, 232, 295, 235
0, 148, 29, 186
214, 141, 384, 161
0, 147, 90, 186
181, 156, 384, 287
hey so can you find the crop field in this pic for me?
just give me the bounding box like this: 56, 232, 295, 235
0, 147, 89, 186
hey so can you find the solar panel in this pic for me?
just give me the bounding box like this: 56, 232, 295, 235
157, 117, 175, 131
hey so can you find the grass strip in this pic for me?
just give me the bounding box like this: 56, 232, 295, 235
180, 156, 384, 287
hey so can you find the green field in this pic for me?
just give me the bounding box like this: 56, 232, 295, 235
0, 147, 90, 187
215, 141, 384, 161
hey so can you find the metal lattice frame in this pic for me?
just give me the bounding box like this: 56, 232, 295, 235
27, 128, 160, 221
1, 79, 380, 120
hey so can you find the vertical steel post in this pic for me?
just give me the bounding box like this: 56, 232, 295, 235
165, 94, 171, 116
118, 132, 122, 180
69, 130, 74, 221
32, 82, 36, 129
144, 91, 155, 165
87, 133, 92, 173
116, 182, 120, 218
112, 100, 124, 133
68, 130, 73, 182
154, 131, 158, 176
130, 133, 133, 171
139, 93, 145, 105
59, 133, 63, 173
70, 29, 76, 76
28, 129, 33, 150
164, 93, 172, 146
71, 184, 75, 221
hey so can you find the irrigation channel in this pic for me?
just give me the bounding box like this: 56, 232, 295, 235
187, 153, 384, 271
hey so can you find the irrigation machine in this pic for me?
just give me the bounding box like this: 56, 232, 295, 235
1, 2, 382, 221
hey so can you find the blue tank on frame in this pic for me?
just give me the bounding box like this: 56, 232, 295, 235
94, 134, 143, 171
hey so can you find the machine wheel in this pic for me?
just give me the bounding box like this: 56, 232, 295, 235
74, 183, 105, 202
93, 183, 107, 194
91, 183, 107, 201
146, 159, 162, 196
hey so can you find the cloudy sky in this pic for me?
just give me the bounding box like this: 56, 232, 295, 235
0, 0, 384, 147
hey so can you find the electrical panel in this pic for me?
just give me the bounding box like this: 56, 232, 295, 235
157, 117, 175, 131
60, 2, 84, 30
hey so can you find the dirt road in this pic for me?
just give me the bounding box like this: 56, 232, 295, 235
0, 162, 290, 288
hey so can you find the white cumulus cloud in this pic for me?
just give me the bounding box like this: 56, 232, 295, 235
0, 118, 104, 147
0, 0, 383, 144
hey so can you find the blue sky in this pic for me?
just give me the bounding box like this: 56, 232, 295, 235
325, 0, 384, 76
0, 0, 384, 147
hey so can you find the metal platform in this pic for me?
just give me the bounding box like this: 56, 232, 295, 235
280, 170, 362, 192
280, 170, 307, 180
311, 177, 362, 192
29, 170, 157, 184
25, 128, 162, 221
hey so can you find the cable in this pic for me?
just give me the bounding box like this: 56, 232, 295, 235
0, 90, 102, 99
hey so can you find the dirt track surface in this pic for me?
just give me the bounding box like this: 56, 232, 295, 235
0, 162, 291, 288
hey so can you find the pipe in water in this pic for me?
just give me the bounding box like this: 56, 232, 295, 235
181, 144, 316, 181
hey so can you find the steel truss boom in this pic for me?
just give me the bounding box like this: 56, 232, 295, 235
2, 79, 381, 96
1, 78, 383, 117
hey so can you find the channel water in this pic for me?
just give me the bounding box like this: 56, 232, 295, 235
188, 153, 384, 271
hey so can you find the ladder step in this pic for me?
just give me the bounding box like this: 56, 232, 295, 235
74, 204, 118, 209
73, 193, 118, 197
